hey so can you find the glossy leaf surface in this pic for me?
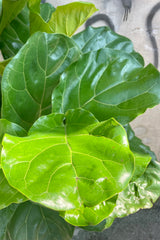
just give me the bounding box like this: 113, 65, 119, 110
30, 2, 97, 36
52, 48, 160, 125
0, 169, 26, 210
61, 196, 117, 226
0, 6, 30, 59
1, 32, 80, 130
0, 119, 27, 209
0, 201, 74, 240
2, 109, 134, 212
86, 126, 160, 232
0, 0, 27, 34
72, 26, 144, 65
104, 159, 160, 230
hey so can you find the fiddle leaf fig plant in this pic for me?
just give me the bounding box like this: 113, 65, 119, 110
0, 1, 160, 240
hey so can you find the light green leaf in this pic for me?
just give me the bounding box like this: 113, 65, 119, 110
0, 6, 30, 59
72, 26, 144, 65
87, 126, 160, 232
0, 0, 27, 34
89, 118, 129, 148
0, 169, 27, 210
0, 201, 74, 240
0, 119, 27, 209
28, 0, 41, 12
1, 32, 80, 130
61, 196, 117, 227
52, 48, 160, 125
29, 2, 98, 36
1, 109, 134, 212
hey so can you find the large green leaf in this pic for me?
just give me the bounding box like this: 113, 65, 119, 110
1, 32, 80, 130
61, 117, 131, 226
0, 201, 74, 240
72, 26, 144, 65
52, 48, 160, 125
84, 126, 160, 232
0, 6, 30, 59
29, 2, 98, 36
1, 109, 134, 212
0, 119, 27, 209
0, 0, 27, 34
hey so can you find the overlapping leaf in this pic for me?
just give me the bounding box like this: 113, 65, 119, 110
83, 126, 160, 232
0, 0, 27, 34
52, 48, 160, 125
0, 6, 30, 59
1, 109, 134, 214
1, 32, 80, 130
0, 119, 27, 209
0, 201, 74, 240
29, 2, 97, 36
72, 26, 144, 65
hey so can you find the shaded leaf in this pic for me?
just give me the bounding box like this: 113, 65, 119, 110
72, 26, 144, 65
29, 2, 98, 36
0, 58, 12, 75
125, 124, 153, 180
1, 109, 134, 212
52, 48, 160, 125
0, 0, 27, 34
0, 203, 18, 240
1, 201, 74, 240
0, 6, 30, 59
1, 32, 80, 130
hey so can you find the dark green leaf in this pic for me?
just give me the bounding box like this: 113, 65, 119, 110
125, 124, 153, 180
52, 48, 160, 125
72, 26, 144, 65
29, 2, 98, 36
1, 109, 134, 213
0, 6, 30, 59
0, 203, 18, 239
1, 201, 74, 240
1, 32, 80, 130
40, 3, 56, 22
0, 0, 27, 34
